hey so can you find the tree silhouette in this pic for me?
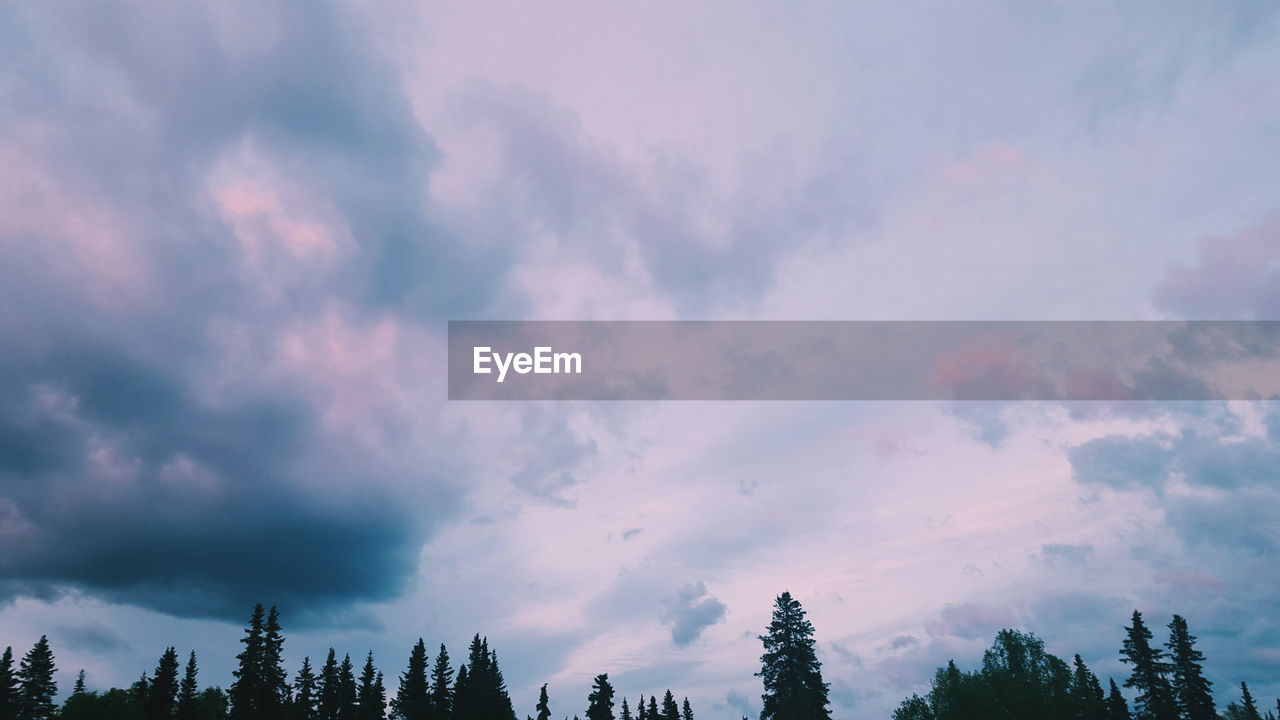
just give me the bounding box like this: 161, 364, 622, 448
390, 640, 430, 720
356, 653, 385, 720
1166, 615, 1214, 720
0, 647, 16, 718
146, 647, 180, 720
757, 592, 831, 720
1104, 678, 1132, 720
535, 684, 552, 720
428, 644, 454, 720
1119, 611, 1177, 720
17, 635, 58, 720
292, 657, 319, 720
585, 675, 615, 720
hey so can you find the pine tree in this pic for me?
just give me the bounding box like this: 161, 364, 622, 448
1119, 611, 1177, 720
428, 644, 453, 720
147, 646, 181, 720
636, 695, 649, 720
680, 698, 693, 720
659, 691, 678, 720
16, 635, 58, 720
294, 657, 319, 720
258, 607, 290, 717
72, 669, 86, 696
1104, 679, 1131, 720
177, 652, 200, 720
1165, 616, 1214, 720
391, 640, 430, 720
757, 592, 832, 720
646, 695, 658, 720
230, 604, 267, 720
619, 697, 631, 720
536, 684, 552, 720
1240, 683, 1262, 720
357, 653, 385, 720
585, 675, 614, 720
1068, 654, 1105, 719
337, 655, 358, 720
319, 649, 342, 720
0, 647, 17, 718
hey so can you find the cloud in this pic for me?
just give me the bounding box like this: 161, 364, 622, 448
659, 582, 727, 647
53, 623, 131, 655
1038, 543, 1095, 568
1153, 216, 1280, 320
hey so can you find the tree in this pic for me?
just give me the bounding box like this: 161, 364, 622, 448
680, 698, 693, 720
293, 657, 319, 720
73, 670, 87, 696
356, 653, 385, 720
453, 637, 515, 720
391, 640, 430, 720
1165, 616, 1214, 720
535, 684, 552, 720
319, 650, 342, 720
892, 695, 934, 720
757, 592, 832, 720
1240, 682, 1263, 720
1119, 611, 1177, 720
659, 691, 679, 720
646, 696, 659, 720
1104, 679, 1130, 720
619, 697, 631, 720
147, 647, 181, 720
196, 687, 230, 720
585, 675, 615, 720
336, 655, 358, 720
0, 647, 17, 718
428, 645, 453, 720
229, 605, 266, 720
259, 607, 290, 717
178, 652, 201, 720
1067, 654, 1105, 720
636, 696, 648, 720
17, 635, 58, 720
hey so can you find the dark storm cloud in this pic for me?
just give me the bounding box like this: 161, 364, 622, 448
659, 582, 726, 647
0, 3, 470, 621
53, 623, 131, 655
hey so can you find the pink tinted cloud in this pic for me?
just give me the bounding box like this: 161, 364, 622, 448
928, 336, 1040, 399
1153, 216, 1280, 319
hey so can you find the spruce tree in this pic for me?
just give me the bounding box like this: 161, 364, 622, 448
681, 698, 693, 720
72, 669, 86, 696
258, 607, 290, 717
391, 640, 430, 720
1068, 654, 1105, 720
428, 644, 453, 720
16, 635, 58, 720
1104, 679, 1131, 720
147, 646, 181, 720
636, 695, 649, 720
1240, 683, 1262, 720
536, 684, 552, 720
337, 655, 358, 720
319, 649, 342, 720
177, 651, 200, 720
0, 647, 17, 719
660, 691, 679, 720
585, 675, 615, 720
1165, 616, 1214, 720
230, 604, 267, 720
646, 695, 658, 720
357, 653, 385, 720
1119, 611, 1177, 720
757, 592, 832, 720
619, 697, 631, 720
294, 657, 319, 720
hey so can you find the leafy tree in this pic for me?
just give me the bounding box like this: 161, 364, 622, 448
892, 694, 934, 720
391, 640, 430, 720
756, 592, 832, 720
1165, 615, 1214, 720
680, 698, 693, 720
356, 653, 385, 720
319, 650, 342, 720
659, 691, 679, 720
178, 652, 201, 720
585, 675, 615, 720
1104, 679, 1130, 720
1119, 611, 1177, 720
535, 684, 552, 720
428, 645, 453, 720
17, 635, 58, 720
293, 657, 319, 720
0, 647, 17, 718
146, 647, 181, 720
61, 688, 147, 720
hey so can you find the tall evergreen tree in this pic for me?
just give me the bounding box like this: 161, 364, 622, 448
619, 697, 631, 720
146, 647, 181, 720
16, 635, 58, 720
319, 650, 342, 720
72, 669, 86, 696
646, 695, 659, 720
659, 691, 679, 720
258, 607, 290, 717
293, 657, 319, 720
356, 653, 385, 720
229, 605, 267, 720
757, 592, 832, 720
680, 698, 693, 720
535, 684, 552, 720
0, 647, 17, 719
177, 651, 200, 720
391, 640, 430, 720
636, 695, 649, 720
428, 644, 453, 720
1068, 654, 1105, 720
1119, 611, 1177, 720
1104, 679, 1131, 720
336, 655, 358, 720
1239, 683, 1262, 720
585, 675, 615, 720
1165, 616, 1214, 720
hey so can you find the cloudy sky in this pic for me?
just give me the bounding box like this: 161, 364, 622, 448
2, 2, 1279, 718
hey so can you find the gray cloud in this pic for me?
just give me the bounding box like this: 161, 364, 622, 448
1038, 543, 1095, 568
659, 582, 727, 647
53, 623, 131, 655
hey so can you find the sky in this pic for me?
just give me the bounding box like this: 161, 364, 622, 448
1, 2, 1279, 718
